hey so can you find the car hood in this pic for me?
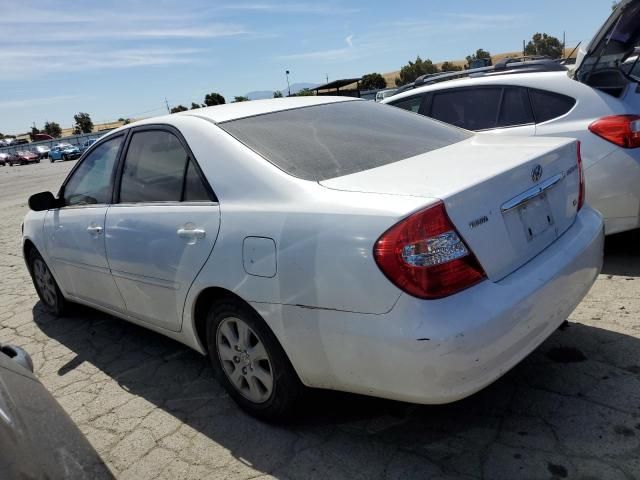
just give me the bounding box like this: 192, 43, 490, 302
575, 0, 640, 82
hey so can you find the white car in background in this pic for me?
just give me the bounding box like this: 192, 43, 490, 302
384, 0, 640, 235
22, 97, 602, 421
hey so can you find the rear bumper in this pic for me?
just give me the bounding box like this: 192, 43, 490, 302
261, 206, 604, 404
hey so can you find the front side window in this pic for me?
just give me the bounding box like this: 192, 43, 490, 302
119, 129, 212, 203
388, 95, 424, 113
63, 135, 122, 206
430, 88, 502, 130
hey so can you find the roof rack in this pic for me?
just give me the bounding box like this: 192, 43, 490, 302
394, 58, 568, 95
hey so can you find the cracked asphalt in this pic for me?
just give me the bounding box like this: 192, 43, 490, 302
1, 160, 639, 480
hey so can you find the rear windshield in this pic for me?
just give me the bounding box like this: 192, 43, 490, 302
218, 100, 472, 181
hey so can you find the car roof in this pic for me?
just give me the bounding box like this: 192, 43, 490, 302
121, 97, 357, 129
385, 70, 572, 103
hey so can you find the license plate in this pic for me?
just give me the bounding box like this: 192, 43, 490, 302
517, 193, 554, 241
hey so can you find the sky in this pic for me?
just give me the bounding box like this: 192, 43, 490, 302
0, 0, 615, 134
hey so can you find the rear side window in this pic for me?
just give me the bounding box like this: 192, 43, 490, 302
388, 95, 424, 113
430, 88, 502, 130
119, 130, 213, 203
529, 89, 576, 123
498, 87, 534, 127
219, 101, 471, 181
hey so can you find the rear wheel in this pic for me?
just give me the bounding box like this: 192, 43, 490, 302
28, 249, 67, 316
50, 157, 55, 163
206, 299, 304, 422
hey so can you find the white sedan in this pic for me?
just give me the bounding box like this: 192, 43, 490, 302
23, 97, 603, 421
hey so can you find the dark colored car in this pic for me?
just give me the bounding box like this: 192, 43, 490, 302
14, 150, 40, 165
0, 344, 113, 479
1, 152, 20, 166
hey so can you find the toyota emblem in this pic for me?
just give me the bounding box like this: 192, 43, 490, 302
531, 164, 543, 183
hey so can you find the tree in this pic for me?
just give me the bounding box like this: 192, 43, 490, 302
360, 73, 386, 90
525, 33, 563, 59
440, 61, 463, 72
118, 117, 131, 125
295, 88, 314, 96
395, 56, 438, 86
170, 105, 188, 113
73, 112, 93, 134
191, 102, 203, 110
273, 90, 283, 98
466, 49, 492, 68
204, 92, 226, 106
29, 126, 41, 141
43, 121, 62, 138
233, 96, 250, 102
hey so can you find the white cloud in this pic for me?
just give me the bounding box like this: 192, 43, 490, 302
345, 34, 354, 47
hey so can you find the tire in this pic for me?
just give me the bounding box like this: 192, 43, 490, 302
50, 157, 55, 163
62, 154, 68, 161
35, 159, 40, 163
28, 249, 67, 316
206, 299, 304, 422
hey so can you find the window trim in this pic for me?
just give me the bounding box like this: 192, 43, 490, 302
57, 133, 127, 209
113, 124, 218, 205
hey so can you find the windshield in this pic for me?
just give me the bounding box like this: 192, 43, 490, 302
58, 144, 73, 149
219, 100, 472, 181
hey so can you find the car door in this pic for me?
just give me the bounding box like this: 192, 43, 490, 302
44, 134, 127, 312
104, 126, 220, 332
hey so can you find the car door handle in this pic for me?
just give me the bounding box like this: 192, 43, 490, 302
177, 227, 206, 240
87, 225, 103, 234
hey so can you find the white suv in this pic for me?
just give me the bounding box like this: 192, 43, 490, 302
384, 0, 640, 235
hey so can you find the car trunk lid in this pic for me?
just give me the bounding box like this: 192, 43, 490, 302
320, 134, 582, 282
575, 0, 640, 87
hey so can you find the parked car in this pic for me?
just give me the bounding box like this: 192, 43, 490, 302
32, 133, 54, 142
0, 343, 113, 478
49, 143, 81, 162
0, 152, 18, 166
79, 138, 97, 153
15, 150, 40, 165
23, 97, 603, 421
12, 138, 29, 146
34, 145, 50, 159
375, 88, 398, 102
384, 0, 640, 235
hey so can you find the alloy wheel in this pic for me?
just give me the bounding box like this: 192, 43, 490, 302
216, 317, 274, 404
32, 258, 57, 308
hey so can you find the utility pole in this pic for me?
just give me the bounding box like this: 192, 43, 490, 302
165, 98, 171, 113
563, 31, 566, 58
325, 73, 329, 84
286, 70, 291, 97
522, 40, 526, 58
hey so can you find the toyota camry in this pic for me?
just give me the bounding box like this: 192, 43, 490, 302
22, 97, 603, 421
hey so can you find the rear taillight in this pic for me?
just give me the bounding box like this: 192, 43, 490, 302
577, 141, 585, 211
588, 115, 640, 148
373, 202, 486, 299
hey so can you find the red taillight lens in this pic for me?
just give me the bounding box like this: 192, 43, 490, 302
588, 115, 640, 148
373, 202, 486, 299
577, 141, 585, 211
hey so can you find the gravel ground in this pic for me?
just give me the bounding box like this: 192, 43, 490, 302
1, 160, 639, 480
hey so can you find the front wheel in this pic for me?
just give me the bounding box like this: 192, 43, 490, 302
28, 250, 67, 316
62, 154, 68, 161
50, 157, 55, 163
206, 299, 304, 422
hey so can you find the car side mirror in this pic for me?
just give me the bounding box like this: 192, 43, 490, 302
28, 191, 59, 211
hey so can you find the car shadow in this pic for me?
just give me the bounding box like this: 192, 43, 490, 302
602, 228, 640, 277
30, 240, 640, 478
